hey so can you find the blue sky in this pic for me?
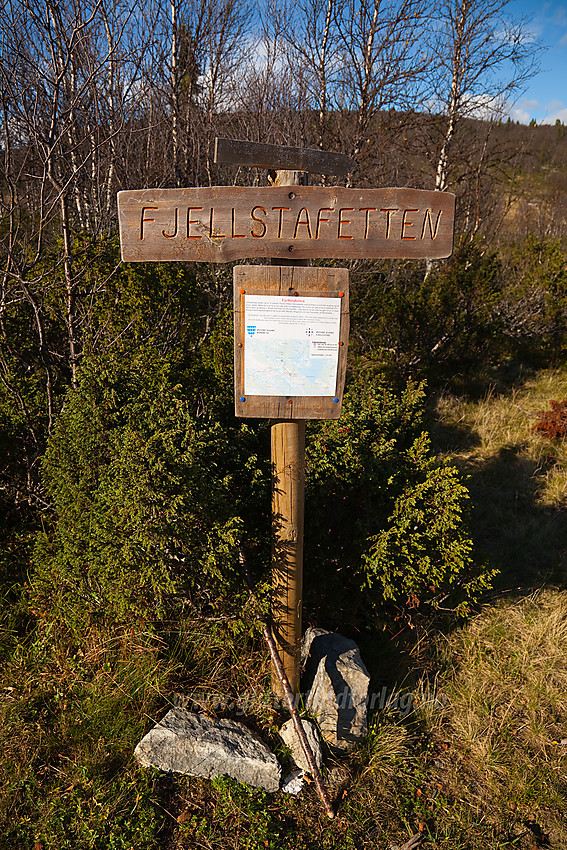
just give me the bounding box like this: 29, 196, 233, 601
507, 0, 567, 123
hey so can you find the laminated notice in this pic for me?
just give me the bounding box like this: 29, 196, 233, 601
244, 295, 341, 397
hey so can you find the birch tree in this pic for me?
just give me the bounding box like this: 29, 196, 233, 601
234, 0, 308, 151
427, 0, 538, 197
282, 0, 342, 153
0, 0, 154, 502
335, 0, 429, 181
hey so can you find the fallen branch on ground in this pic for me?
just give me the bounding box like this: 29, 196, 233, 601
237, 541, 335, 819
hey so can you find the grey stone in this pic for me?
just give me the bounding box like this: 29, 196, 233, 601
279, 717, 323, 774
301, 628, 361, 689
302, 628, 370, 752
134, 708, 281, 792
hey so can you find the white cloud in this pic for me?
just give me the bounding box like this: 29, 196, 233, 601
551, 4, 567, 26
545, 98, 565, 112
517, 98, 541, 112
542, 106, 567, 123
493, 23, 539, 46
502, 98, 541, 124
508, 106, 532, 123
465, 92, 505, 120
522, 98, 567, 123
534, 1, 566, 30
532, 3, 567, 44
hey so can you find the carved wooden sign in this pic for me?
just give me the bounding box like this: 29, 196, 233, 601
118, 186, 455, 263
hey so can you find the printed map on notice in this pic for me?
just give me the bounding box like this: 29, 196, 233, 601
244, 295, 341, 396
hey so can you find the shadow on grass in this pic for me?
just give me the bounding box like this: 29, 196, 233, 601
464, 446, 567, 592
429, 386, 567, 595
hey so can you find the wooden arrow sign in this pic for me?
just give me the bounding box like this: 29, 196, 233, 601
214, 137, 357, 176
118, 186, 455, 263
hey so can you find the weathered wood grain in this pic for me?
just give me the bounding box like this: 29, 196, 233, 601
233, 266, 349, 420
118, 187, 455, 262
214, 137, 357, 176
271, 419, 304, 695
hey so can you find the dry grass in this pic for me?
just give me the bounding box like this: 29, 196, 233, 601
5, 368, 567, 849
432, 369, 567, 589
316, 589, 567, 849
0, 623, 172, 849
375, 370, 567, 845
0, 611, 283, 850
413, 588, 567, 845
435, 369, 567, 508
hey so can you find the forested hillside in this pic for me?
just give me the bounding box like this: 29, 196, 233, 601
2, 0, 567, 847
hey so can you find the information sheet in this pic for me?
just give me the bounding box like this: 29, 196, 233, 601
244, 295, 341, 396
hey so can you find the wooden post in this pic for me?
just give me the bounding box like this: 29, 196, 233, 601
209, 141, 358, 699
232, 262, 349, 696
270, 167, 306, 698
119, 137, 454, 704
271, 420, 305, 697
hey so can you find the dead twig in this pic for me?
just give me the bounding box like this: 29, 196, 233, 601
237, 542, 335, 819
399, 832, 426, 850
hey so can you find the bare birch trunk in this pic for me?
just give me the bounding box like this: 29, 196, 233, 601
171, 0, 180, 187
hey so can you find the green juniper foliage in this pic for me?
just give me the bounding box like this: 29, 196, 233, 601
501, 235, 567, 364
350, 242, 503, 385
31, 328, 487, 632
1, 240, 495, 848
304, 380, 492, 626
1, 6, 566, 838
33, 344, 271, 630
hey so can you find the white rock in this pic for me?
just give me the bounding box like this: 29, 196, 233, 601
302, 628, 370, 752
281, 769, 305, 795
279, 717, 323, 773
134, 708, 281, 792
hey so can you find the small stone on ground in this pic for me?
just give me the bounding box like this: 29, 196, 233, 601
281, 769, 305, 795
279, 717, 323, 773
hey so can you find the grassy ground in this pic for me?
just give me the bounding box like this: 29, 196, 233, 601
432, 367, 567, 590
2, 368, 567, 848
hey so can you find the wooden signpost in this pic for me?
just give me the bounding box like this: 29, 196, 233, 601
117, 138, 456, 700
214, 137, 357, 176
233, 264, 349, 695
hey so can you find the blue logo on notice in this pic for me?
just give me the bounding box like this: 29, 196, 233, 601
246, 326, 256, 336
